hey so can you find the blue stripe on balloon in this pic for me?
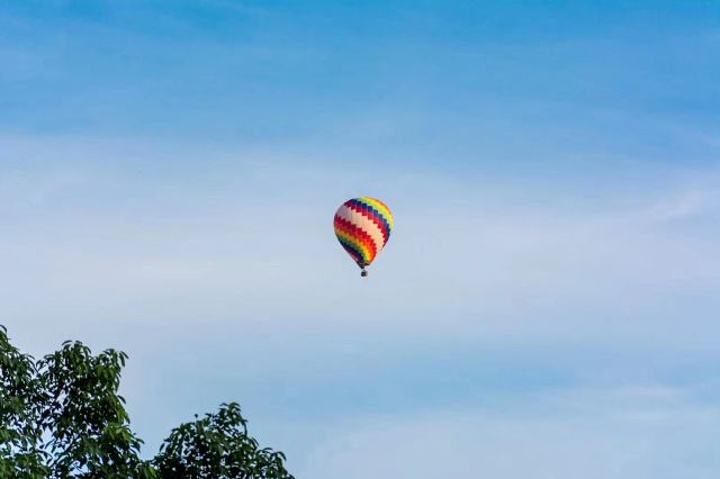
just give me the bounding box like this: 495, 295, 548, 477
347, 199, 392, 241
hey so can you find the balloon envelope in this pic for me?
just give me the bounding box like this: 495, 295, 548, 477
333, 197, 393, 269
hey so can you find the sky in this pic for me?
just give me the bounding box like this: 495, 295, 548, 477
1, 0, 720, 477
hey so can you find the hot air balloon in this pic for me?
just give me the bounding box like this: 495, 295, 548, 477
333, 197, 393, 277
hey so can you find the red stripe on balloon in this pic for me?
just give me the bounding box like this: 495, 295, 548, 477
334, 216, 378, 260
345, 201, 389, 245
334, 216, 378, 258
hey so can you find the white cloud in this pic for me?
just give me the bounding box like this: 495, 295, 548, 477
647, 189, 720, 222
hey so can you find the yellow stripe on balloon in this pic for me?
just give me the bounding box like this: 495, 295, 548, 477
361, 197, 394, 229
334, 228, 373, 263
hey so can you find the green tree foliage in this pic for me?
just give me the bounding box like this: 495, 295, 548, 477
0, 326, 294, 479
154, 404, 293, 479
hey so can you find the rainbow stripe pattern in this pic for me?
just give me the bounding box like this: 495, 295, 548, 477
334, 197, 394, 269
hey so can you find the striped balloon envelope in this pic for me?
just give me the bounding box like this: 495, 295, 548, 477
333, 197, 394, 277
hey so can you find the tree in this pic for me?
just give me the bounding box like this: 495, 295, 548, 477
0, 326, 294, 479
154, 404, 292, 479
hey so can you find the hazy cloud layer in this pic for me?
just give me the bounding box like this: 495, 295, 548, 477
1, 134, 719, 467
302, 386, 720, 478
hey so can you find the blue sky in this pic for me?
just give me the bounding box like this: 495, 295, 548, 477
2, 1, 720, 477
